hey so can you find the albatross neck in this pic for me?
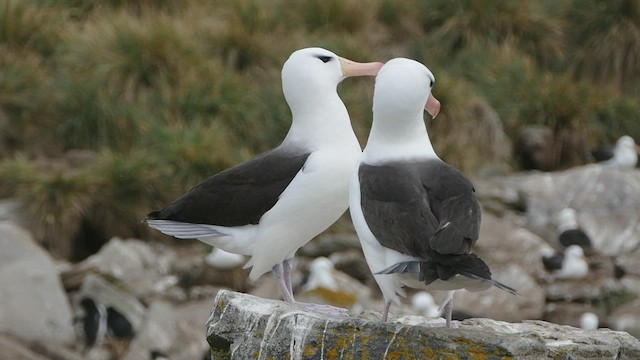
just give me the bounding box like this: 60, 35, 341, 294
283, 92, 357, 150
363, 110, 439, 163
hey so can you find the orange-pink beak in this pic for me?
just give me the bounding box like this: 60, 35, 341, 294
339, 57, 384, 77
425, 93, 441, 119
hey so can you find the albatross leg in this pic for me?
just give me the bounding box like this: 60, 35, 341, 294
382, 301, 392, 321
273, 262, 295, 303
442, 290, 456, 328
273, 261, 349, 317
283, 258, 294, 297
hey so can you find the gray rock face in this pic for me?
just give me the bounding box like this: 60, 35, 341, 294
495, 165, 640, 255
122, 300, 210, 360
207, 290, 640, 359
0, 222, 75, 344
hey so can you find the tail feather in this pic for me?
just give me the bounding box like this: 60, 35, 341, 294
375, 254, 518, 296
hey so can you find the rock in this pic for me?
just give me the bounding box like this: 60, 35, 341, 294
0, 334, 49, 360
452, 264, 545, 322
207, 290, 640, 359
298, 233, 362, 258
328, 248, 375, 284
295, 264, 375, 313
0, 221, 75, 344
476, 213, 550, 279
63, 237, 174, 298
542, 302, 606, 329
492, 165, 640, 255
609, 298, 640, 339
122, 299, 210, 360
0, 198, 21, 223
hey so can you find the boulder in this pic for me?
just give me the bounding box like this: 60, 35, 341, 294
122, 299, 210, 360
207, 290, 640, 359
63, 237, 174, 299
492, 165, 640, 255
0, 334, 49, 360
0, 221, 75, 344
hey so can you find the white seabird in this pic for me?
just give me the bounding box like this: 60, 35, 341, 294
147, 48, 383, 313
592, 135, 639, 169
411, 291, 441, 318
205, 247, 246, 270
349, 58, 516, 327
542, 244, 589, 280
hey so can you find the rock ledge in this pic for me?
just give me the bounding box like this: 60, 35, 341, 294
206, 290, 640, 359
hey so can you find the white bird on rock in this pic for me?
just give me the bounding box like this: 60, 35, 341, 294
205, 247, 246, 270
411, 291, 441, 318
147, 48, 383, 314
543, 245, 589, 280
349, 58, 516, 327
592, 135, 639, 169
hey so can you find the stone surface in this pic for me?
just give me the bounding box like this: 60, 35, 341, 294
0, 335, 49, 360
122, 299, 210, 360
207, 290, 640, 359
64, 237, 174, 299
493, 165, 640, 255
0, 221, 75, 344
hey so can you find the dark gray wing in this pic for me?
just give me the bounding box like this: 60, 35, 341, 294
148, 147, 311, 227
359, 160, 481, 259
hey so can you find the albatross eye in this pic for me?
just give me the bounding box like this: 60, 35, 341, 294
317, 55, 332, 63
430, 79, 434, 87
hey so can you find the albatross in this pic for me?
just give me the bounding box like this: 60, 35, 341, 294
349, 58, 516, 327
147, 47, 382, 313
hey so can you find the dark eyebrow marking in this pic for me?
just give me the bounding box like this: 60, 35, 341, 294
317, 55, 332, 63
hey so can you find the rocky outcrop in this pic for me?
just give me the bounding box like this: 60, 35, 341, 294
207, 290, 640, 359
0, 221, 75, 345
489, 164, 640, 255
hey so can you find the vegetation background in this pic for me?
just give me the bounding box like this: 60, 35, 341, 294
1, 0, 639, 260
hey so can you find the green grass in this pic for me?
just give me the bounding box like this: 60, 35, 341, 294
1, 0, 639, 258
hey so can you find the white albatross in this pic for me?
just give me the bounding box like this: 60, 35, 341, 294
349, 58, 516, 327
146, 48, 382, 314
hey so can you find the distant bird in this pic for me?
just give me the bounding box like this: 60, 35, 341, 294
79, 297, 107, 347
150, 350, 170, 360
349, 58, 516, 328
205, 247, 245, 270
146, 48, 382, 313
591, 135, 639, 169
303, 257, 339, 292
542, 245, 589, 280
411, 291, 441, 318
106, 306, 134, 340
556, 208, 592, 251
580, 312, 599, 330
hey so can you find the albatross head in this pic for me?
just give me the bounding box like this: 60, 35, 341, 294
281, 47, 382, 109
373, 58, 441, 120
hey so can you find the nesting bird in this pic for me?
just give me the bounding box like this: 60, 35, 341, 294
591, 135, 639, 169
411, 291, 441, 318
541, 245, 589, 280
205, 247, 246, 270
147, 48, 382, 313
556, 208, 592, 251
349, 58, 516, 327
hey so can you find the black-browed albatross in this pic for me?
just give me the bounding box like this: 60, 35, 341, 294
147, 47, 382, 313
349, 58, 516, 327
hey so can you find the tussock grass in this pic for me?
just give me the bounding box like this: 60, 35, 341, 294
567, 0, 640, 93
1, 155, 95, 258
0, 0, 67, 55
